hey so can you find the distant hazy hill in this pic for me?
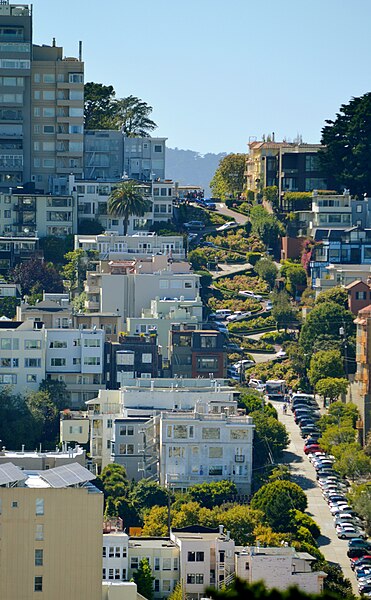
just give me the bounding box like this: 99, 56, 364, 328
166, 147, 227, 196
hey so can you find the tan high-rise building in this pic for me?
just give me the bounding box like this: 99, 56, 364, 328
0, 462, 103, 600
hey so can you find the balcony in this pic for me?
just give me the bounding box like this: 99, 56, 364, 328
84, 299, 100, 310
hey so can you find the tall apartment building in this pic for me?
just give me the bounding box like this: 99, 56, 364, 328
0, 462, 103, 600
0, 2, 32, 190
0, 3, 84, 194
352, 305, 371, 444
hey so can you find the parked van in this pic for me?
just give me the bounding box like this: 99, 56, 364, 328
215, 309, 232, 319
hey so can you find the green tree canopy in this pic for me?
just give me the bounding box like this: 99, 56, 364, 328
130, 479, 169, 514
334, 445, 371, 481
210, 153, 246, 199
132, 558, 154, 600
84, 82, 116, 129
108, 181, 152, 236
142, 505, 169, 536
98, 463, 129, 499
271, 290, 297, 331
280, 261, 307, 297
249, 205, 284, 249
318, 424, 356, 453
250, 410, 290, 468
315, 286, 349, 310
308, 350, 345, 387
187, 480, 237, 509
315, 377, 349, 404
320, 92, 371, 197
0, 296, 19, 319
111, 95, 157, 137
348, 483, 371, 532
62, 248, 98, 293
251, 480, 307, 532
254, 257, 278, 289
299, 301, 355, 355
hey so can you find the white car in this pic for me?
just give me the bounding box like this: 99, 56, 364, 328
266, 300, 273, 310
233, 359, 255, 370
330, 503, 352, 515
216, 221, 237, 232
249, 379, 265, 391
238, 290, 263, 301
336, 524, 367, 539
275, 349, 287, 359
226, 310, 251, 322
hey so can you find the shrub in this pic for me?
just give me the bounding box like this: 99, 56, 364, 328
246, 251, 262, 266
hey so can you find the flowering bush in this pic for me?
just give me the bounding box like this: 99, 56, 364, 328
215, 273, 269, 295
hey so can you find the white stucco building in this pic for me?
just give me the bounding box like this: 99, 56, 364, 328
75, 231, 185, 261
102, 531, 129, 584
235, 546, 327, 595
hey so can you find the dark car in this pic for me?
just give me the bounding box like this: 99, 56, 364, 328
203, 201, 216, 210
348, 548, 371, 559
306, 435, 321, 445
199, 241, 216, 248
301, 426, 320, 438
349, 539, 371, 548
184, 220, 205, 231
351, 556, 371, 569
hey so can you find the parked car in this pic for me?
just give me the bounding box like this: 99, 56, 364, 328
224, 342, 243, 352
184, 220, 205, 231
275, 349, 287, 359
331, 503, 352, 515
266, 300, 273, 310
216, 221, 237, 232
304, 444, 323, 455
348, 547, 371, 559
199, 240, 216, 248
202, 200, 216, 210
301, 426, 321, 438
351, 556, 371, 569
226, 310, 252, 322
233, 359, 255, 370
238, 290, 263, 301
336, 524, 367, 539
215, 309, 233, 319
349, 539, 371, 548
249, 378, 265, 391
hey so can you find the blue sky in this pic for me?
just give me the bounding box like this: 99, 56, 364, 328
31, 0, 371, 154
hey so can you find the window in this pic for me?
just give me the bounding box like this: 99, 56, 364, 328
197, 357, 218, 371
69, 425, 83, 435
0, 374, 16, 384
130, 557, 139, 569
0, 338, 11, 350
36, 498, 44, 515
43, 158, 55, 168
209, 447, 223, 458
230, 429, 249, 440
69, 73, 84, 83
83, 338, 101, 347
35, 524, 44, 540
49, 340, 67, 349
69, 107, 84, 117
142, 353, 152, 363
154, 557, 160, 571
119, 444, 134, 455
109, 546, 114, 557
102, 568, 106, 580
163, 580, 171, 592
209, 465, 223, 476
34, 576, 43, 592
187, 574, 196, 584
200, 335, 217, 348
51, 358, 66, 367
43, 125, 54, 134
154, 580, 160, 592
122, 568, 127, 580
154, 145, 162, 153
202, 427, 220, 440
43, 141, 55, 151
356, 291, 367, 300
0, 358, 10, 367
174, 557, 179, 570
84, 357, 101, 366
108, 569, 114, 580
188, 551, 204, 562
196, 574, 204, 584
35, 549, 43, 566
69, 124, 83, 134
25, 358, 41, 368
43, 90, 55, 100
27, 374, 37, 383
173, 425, 187, 439
43, 107, 55, 117
25, 339, 41, 350
43, 73, 55, 83
12, 501, 18, 508
169, 447, 185, 458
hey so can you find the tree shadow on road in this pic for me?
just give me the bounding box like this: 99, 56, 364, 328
290, 473, 317, 490
282, 450, 304, 464
316, 534, 332, 547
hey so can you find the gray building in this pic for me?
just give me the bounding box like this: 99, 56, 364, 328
84, 132, 166, 182
0, 2, 32, 190
0, 2, 84, 194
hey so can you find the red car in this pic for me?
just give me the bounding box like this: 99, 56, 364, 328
304, 444, 323, 455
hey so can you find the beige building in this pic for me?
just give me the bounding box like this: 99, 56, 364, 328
31, 43, 84, 193
0, 462, 103, 600
128, 538, 180, 598
235, 546, 326, 594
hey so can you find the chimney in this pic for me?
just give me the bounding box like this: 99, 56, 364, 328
218, 524, 224, 535
52, 37, 56, 47
79, 41, 83, 61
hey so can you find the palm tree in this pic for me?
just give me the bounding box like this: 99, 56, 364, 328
107, 180, 152, 235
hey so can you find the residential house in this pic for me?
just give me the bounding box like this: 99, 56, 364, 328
345, 280, 371, 315
352, 305, 371, 444
60, 410, 90, 446
171, 526, 235, 598
75, 231, 185, 261
102, 530, 129, 584
128, 538, 179, 598
0, 444, 86, 469
0, 462, 103, 600
235, 546, 326, 594
150, 401, 254, 493
169, 325, 227, 378
0, 318, 45, 393
0, 233, 40, 275
17, 296, 73, 329
126, 296, 203, 360
45, 327, 105, 407
246, 140, 326, 196
84, 256, 199, 319
104, 333, 162, 389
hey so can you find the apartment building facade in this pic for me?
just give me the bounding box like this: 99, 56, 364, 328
75, 231, 185, 261
0, 462, 103, 600
353, 305, 371, 444
128, 538, 179, 598
152, 404, 254, 493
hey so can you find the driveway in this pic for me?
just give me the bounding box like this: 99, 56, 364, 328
274, 404, 358, 593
